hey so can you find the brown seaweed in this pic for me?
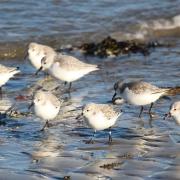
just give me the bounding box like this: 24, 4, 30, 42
99, 161, 123, 170
78, 36, 166, 58
63, 176, 71, 180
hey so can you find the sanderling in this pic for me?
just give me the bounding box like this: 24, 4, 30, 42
25, 42, 56, 70
165, 101, 180, 125
112, 80, 180, 118
0, 64, 20, 95
35, 52, 99, 92
29, 89, 62, 131
77, 103, 122, 143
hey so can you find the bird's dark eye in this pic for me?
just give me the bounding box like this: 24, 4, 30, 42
44, 62, 46, 64
86, 109, 89, 112
174, 108, 176, 111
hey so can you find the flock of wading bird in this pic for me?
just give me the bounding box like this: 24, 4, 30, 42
0, 42, 180, 143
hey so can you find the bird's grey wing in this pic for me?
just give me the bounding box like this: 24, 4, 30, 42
127, 81, 162, 94
56, 54, 97, 70
47, 93, 61, 108
100, 104, 118, 120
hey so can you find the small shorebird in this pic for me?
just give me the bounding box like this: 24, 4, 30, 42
25, 42, 56, 70
112, 80, 180, 118
29, 89, 62, 131
0, 64, 20, 96
165, 101, 180, 125
35, 51, 99, 92
77, 103, 122, 143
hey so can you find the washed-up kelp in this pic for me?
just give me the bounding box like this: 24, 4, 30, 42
99, 161, 123, 170
78, 36, 165, 58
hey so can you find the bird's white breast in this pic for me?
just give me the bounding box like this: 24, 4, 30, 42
28, 51, 44, 69
173, 114, 180, 125
49, 63, 91, 82
85, 112, 119, 131
34, 101, 59, 121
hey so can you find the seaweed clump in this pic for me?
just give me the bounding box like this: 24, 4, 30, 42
99, 161, 123, 170
79, 36, 163, 58
63, 176, 71, 180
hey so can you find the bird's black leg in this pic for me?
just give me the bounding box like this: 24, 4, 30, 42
67, 82, 72, 93
0, 87, 2, 99
148, 103, 154, 118
86, 130, 96, 144
138, 106, 144, 118
108, 127, 112, 143
64, 81, 67, 86
40, 120, 49, 131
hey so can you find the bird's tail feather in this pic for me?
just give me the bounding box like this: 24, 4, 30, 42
164, 87, 180, 96
97, 64, 102, 69
88, 64, 100, 71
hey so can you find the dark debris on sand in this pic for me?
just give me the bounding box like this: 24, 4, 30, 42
99, 161, 123, 170
63, 176, 71, 180
77, 36, 167, 58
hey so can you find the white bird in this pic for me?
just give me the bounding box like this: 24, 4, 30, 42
0, 64, 20, 95
77, 103, 122, 143
25, 42, 56, 70
29, 89, 62, 131
165, 101, 180, 125
113, 80, 180, 118
35, 51, 99, 92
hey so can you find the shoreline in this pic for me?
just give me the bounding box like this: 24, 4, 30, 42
0, 33, 176, 60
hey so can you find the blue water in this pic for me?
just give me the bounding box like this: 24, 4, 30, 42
0, 1, 180, 179
0, 0, 180, 44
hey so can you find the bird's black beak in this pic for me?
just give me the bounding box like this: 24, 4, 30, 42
76, 112, 83, 120
35, 66, 43, 75
112, 92, 117, 101
28, 102, 34, 110
163, 112, 171, 120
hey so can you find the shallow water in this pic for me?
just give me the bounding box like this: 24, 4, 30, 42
0, 1, 180, 180
0, 43, 180, 179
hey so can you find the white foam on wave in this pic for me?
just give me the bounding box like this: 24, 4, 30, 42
141, 14, 180, 30
111, 29, 149, 41
112, 14, 180, 40
123, 30, 149, 40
